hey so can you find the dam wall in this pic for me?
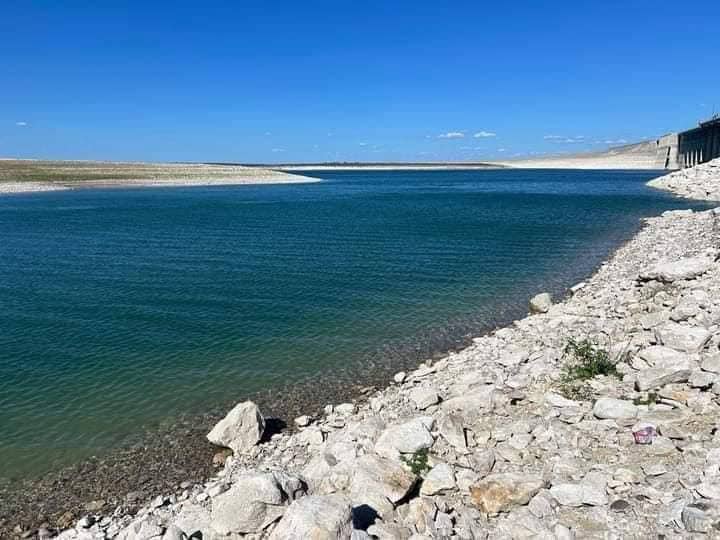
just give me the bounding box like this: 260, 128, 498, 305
677, 116, 720, 168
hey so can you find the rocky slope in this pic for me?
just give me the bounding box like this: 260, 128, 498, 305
648, 158, 720, 201
45, 161, 720, 539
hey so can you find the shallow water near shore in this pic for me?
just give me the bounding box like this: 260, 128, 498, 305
0, 168, 706, 481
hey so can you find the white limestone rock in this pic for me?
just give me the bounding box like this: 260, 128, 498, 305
374, 417, 434, 459
529, 293, 552, 314
592, 398, 638, 419
637, 345, 690, 367
545, 392, 580, 408
348, 454, 417, 517
409, 387, 440, 410
268, 494, 353, 540
210, 473, 287, 535
420, 463, 456, 496
640, 256, 713, 283
655, 322, 711, 354
635, 367, 691, 391
207, 401, 265, 454
437, 413, 467, 451
550, 483, 607, 507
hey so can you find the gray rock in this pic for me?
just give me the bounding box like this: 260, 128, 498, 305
635, 367, 691, 390
655, 322, 711, 354
420, 463, 456, 496
394, 371, 407, 383
161, 525, 187, 540
682, 501, 720, 533
592, 398, 638, 419
529, 293, 552, 314
206, 401, 265, 454
640, 256, 713, 283
349, 455, 416, 517
335, 403, 357, 415
637, 345, 689, 367
210, 473, 286, 535
409, 387, 440, 410
437, 413, 467, 451
545, 392, 580, 408
549, 483, 607, 507
294, 415, 311, 428
702, 354, 720, 373
268, 495, 353, 540
375, 417, 434, 459
690, 370, 717, 388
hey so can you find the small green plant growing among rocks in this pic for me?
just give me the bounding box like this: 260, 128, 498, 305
633, 392, 658, 406
401, 448, 430, 475
559, 338, 619, 399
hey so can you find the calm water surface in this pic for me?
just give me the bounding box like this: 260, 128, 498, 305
0, 169, 703, 479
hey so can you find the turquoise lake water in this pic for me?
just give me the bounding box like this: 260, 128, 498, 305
0, 169, 704, 479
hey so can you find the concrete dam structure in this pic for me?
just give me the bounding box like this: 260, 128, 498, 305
656, 115, 720, 169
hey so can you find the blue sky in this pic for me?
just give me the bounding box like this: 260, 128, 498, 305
1, 1, 718, 163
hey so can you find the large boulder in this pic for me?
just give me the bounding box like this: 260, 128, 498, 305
655, 323, 711, 354
374, 417, 434, 459
420, 463, 456, 496
268, 495, 353, 540
529, 293, 552, 314
207, 401, 265, 454
637, 346, 689, 367
348, 454, 417, 516
470, 473, 546, 514
635, 368, 691, 391
640, 256, 713, 283
210, 473, 290, 535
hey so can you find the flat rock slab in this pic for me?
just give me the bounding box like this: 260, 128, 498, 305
640, 256, 713, 283
655, 323, 711, 354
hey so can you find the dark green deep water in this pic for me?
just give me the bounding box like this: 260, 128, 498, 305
0, 169, 704, 479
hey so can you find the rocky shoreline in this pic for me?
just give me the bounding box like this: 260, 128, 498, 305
14, 158, 720, 538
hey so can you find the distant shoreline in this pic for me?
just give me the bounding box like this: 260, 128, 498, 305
0, 160, 318, 195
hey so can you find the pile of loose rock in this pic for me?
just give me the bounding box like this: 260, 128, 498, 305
648, 157, 720, 201
54, 163, 720, 539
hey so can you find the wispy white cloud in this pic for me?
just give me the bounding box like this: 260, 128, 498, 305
438, 131, 465, 139
497, 148, 506, 153
271, 148, 285, 153
543, 135, 585, 143
473, 131, 496, 138
15, 121, 28, 127
358, 142, 368, 146
603, 139, 628, 145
